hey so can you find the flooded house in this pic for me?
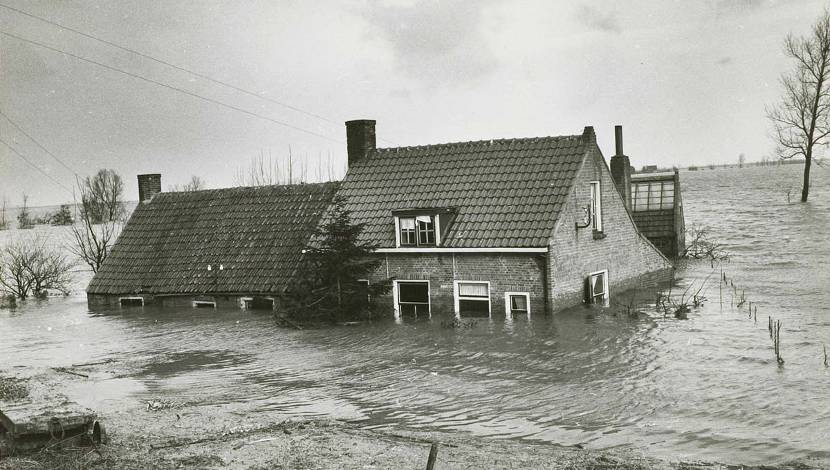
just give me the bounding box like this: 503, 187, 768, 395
86, 177, 339, 309
336, 120, 672, 318
86, 121, 674, 317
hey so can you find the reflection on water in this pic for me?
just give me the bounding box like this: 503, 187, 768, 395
1, 166, 829, 465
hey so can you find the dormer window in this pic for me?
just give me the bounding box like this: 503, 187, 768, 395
399, 215, 435, 246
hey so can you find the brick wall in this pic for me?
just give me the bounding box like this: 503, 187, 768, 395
549, 143, 673, 310
369, 252, 547, 318
87, 293, 279, 310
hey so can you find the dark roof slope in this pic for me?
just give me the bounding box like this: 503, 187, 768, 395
336, 132, 589, 248
87, 182, 339, 295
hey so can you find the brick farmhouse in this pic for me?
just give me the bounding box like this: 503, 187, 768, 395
87, 120, 673, 317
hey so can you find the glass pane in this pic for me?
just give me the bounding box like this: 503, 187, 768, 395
648, 183, 662, 209
661, 193, 674, 209
400, 218, 415, 229
592, 273, 605, 296
459, 282, 488, 297
459, 299, 489, 317
662, 181, 674, 192
399, 282, 429, 303
510, 295, 527, 311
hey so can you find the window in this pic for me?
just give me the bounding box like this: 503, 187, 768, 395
399, 217, 417, 245
504, 292, 531, 317
631, 181, 674, 211
193, 300, 216, 308
455, 281, 491, 318
587, 270, 609, 305
590, 181, 602, 232
399, 215, 436, 246
240, 297, 274, 310
395, 281, 430, 317
119, 297, 144, 307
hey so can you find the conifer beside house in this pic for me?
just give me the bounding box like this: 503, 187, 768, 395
87, 121, 673, 317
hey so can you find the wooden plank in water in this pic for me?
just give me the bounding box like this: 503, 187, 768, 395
0, 400, 95, 438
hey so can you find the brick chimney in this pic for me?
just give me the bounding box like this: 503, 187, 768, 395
345, 120, 376, 167
609, 126, 631, 209
137, 174, 161, 203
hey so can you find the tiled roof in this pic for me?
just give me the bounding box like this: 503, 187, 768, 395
336, 133, 589, 248
87, 182, 339, 295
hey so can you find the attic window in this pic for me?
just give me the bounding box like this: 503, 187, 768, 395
590, 181, 603, 232
397, 215, 436, 247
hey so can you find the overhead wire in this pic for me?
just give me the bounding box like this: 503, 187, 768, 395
0, 2, 341, 126
0, 107, 79, 177
0, 136, 74, 194
0, 29, 344, 144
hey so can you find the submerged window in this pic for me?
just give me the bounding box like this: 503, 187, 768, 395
241, 297, 274, 310
119, 297, 144, 307
631, 181, 674, 211
587, 271, 609, 305
397, 281, 430, 317
456, 281, 490, 318
590, 181, 602, 232
193, 301, 216, 309
505, 292, 530, 317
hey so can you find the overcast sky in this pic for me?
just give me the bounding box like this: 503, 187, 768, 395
0, 0, 826, 206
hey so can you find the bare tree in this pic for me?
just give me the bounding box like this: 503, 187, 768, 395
168, 175, 206, 192
767, 9, 830, 202
16, 193, 32, 229
69, 172, 123, 273
0, 196, 7, 230
80, 169, 125, 223
0, 235, 74, 299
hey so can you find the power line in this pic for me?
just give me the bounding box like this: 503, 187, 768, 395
0, 107, 78, 176
0, 136, 74, 194
0, 2, 341, 127
0, 29, 344, 144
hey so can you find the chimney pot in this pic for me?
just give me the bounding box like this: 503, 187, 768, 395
609, 126, 631, 210
615, 125, 624, 156
137, 174, 161, 203
345, 120, 376, 167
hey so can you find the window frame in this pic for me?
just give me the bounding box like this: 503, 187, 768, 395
454, 280, 491, 318
504, 291, 531, 318
631, 180, 675, 212
119, 296, 144, 307
192, 300, 217, 309
392, 280, 431, 319
394, 214, 441, 247
590, 181, 602, 232
587, 269, 610, 305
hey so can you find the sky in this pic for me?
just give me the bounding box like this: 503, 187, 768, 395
0, 0, 827, 206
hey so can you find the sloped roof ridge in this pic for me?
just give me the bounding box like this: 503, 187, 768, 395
374, 133, 582, 153
155, 180, 340, 198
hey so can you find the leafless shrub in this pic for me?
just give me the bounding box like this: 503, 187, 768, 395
681, 225, 729, 265
0, 235, 74, 299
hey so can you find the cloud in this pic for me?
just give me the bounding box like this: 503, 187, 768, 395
576, 4, 621, 34
361, 0, 498, 86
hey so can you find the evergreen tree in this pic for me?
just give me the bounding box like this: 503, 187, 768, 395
285, 196, 389, 322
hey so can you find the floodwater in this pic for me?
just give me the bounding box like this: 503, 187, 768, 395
1, 165, 829, 465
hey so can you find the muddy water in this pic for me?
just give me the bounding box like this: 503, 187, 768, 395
1, 165, 829, 465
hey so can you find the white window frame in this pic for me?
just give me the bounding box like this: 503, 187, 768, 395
192, 300, 217, 309
119, 296, 144, 307
394, 215, 441, 248
504, 292, 531, 318
392, 280, 431, 319
590, 181, 602, 232
240, 297, 253, 309
588, 269, 610, 305
453, 280, 491, 318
